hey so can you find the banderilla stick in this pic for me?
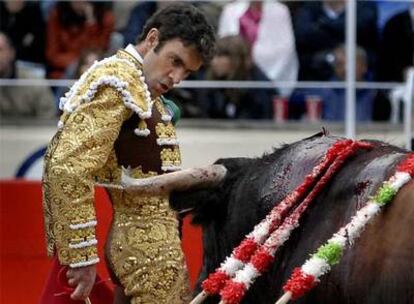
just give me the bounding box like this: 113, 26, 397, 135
190, 291, 208, 304
274, 291, 292, 304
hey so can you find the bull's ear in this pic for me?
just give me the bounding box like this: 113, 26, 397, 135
214, 157, 252, 173
170, 157, 253, 225
169, 189, 209, 211
170, 188, 223, 225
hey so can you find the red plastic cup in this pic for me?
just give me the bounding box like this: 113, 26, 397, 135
305, 95, 322, 122
273, 96, 288, 122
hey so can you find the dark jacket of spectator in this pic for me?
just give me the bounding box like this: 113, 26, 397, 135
122, 2, 157, 46
376, 1, 410, 33
293, 1, 378, 80
377, 10, 414, 82
0, 1, 46, 64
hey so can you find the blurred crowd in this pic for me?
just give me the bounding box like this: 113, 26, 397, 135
0, 0, 413, 121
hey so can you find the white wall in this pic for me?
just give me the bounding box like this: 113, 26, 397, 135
0, 124, 406, 179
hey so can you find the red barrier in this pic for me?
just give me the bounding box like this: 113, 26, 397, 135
0, 180, 203, 303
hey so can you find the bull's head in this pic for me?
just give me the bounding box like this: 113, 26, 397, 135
168, 158, 253, 225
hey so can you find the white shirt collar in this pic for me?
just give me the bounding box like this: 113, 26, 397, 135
125, 44, 143, 64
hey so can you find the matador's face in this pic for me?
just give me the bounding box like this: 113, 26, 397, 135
141, 29, 202, 98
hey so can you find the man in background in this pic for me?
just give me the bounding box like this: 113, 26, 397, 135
0, 32, 55, 120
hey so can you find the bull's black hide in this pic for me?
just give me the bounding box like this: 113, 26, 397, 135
171, 133, 414, 304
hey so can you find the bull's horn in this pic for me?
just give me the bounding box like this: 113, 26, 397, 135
119, 164, 227, 194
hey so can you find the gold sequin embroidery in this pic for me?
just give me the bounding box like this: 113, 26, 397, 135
160, 147, 181, 167
155, 123, 177, 139
109, 193, 191, 303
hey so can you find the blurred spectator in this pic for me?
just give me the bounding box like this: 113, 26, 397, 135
0, 0, 46, 64
218, 0, 298, 96
112, 1, 137, 31
40, 0, 56, 20
197, 35, 275, 119
289, 44, 375, 121
0, 32, 55, 119
195, 2, 223, 31
55, 48, 104, 107
122, 2, 160, 46
377, 5, 414, 82
375, 0, 410, 33
46, 1, 114, 79
293, 0, 378, 81
374, 4, 414, 122
72, 48, 104, 78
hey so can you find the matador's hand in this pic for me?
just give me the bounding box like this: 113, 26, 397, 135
66, 264, 97, 301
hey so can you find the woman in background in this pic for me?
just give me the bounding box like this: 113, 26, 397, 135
198, 35, 275, 119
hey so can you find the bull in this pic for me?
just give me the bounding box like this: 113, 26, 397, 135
121, 133, 414, 304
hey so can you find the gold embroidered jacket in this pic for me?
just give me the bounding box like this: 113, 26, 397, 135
42, 50, 181, 268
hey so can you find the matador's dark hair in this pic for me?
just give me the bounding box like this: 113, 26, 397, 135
138, 4, 216, 64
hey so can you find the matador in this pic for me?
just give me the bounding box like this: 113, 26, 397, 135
42, 4, 215, 303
